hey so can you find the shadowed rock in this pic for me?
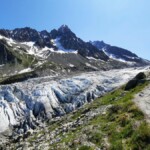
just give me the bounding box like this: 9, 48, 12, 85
125, 72, 146, 90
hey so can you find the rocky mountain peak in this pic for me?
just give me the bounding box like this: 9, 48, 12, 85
10, 27, 40, 42
0, 29, 10, 38
91, 40, 109, 50
0, 25, 149, 64
58, 25, 72, 33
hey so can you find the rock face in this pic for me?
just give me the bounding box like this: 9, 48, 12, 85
0, 67, 148, 133
0, 26, 128, 78
50, 25, 109, 60
0, 25, 109, 61
0, 25, 149, 83
0, 25, 149, 67
91, 40, 149, 65
0, 40, 19, 65
125, 72, 146, 90
133, 84, 150, 122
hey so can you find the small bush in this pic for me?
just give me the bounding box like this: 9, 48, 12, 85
117, 114, 130, 127
110, 140, 123, 150
108, 105, 122, 114
79, 145, 93, 150
131, 122, 150, 149
128, 105, 144, 119
89, 132, 102, 145
121, 123, 133, 138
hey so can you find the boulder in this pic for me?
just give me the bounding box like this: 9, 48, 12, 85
125, 72, 146, 90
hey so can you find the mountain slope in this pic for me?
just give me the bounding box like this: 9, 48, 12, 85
50, 25, 109, 60
0, 25, 148, 68
0, 25, 149, 83
0, 26, 108, 61
91, 40, 149, 65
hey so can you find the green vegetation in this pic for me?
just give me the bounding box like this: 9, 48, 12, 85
79, 145, 94, 150
24, 80, 150, 149
3, 41, 38, 68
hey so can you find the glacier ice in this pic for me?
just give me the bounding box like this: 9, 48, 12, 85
0, 67, 148, 133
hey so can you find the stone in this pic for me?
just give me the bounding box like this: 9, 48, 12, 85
125, 72, 146, 90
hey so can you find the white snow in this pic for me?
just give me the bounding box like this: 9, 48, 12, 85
103, 49, 126, 62
0, 35, 78, 59
85, 63, 92, 67
0, 35, 3, 39
22, 42, 35, 47
18, 68, 32, 74
85, 63, 98, 70
0, 35, 16, 47
87, 57, 97, 61
19, 39, 78, 59
0, 64, 4, 67
7, 38, 16, 46
123, 55, 137, 60
21, 42, 39, 55
68, 64, 75, 67
102, 49, 136, 65
51, 38, 78, 54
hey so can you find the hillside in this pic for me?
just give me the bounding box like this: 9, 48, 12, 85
1, 70, 150, 150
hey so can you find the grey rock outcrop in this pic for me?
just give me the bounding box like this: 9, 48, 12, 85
125, 72, 146, 90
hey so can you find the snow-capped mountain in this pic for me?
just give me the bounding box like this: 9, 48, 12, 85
91, 40, 149, 64
0, 25, 108, 61
0, 25, 149, 82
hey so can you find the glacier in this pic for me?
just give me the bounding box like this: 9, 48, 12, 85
0, 67, 149, 133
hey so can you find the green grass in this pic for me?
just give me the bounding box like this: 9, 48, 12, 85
79, 145, 94, 150
4, 42, 38, 68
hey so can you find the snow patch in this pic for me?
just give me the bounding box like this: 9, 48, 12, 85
0, 35, 16, 47
51, 38, 78, 54
85, 63, 92, 67
18, 68, 32, 74
68, 64, 75, 67
87, 57, 97, 61
103, 49, 136, 65
0, 64, 4, 67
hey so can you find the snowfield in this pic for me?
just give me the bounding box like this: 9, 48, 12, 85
0, 67, 149, 133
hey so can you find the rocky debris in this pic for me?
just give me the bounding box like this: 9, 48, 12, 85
133, 84, 150, 122
125, 72, 146, 90
1, 103, 110, 150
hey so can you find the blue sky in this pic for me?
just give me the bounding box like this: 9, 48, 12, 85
0, 0, 150, 59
